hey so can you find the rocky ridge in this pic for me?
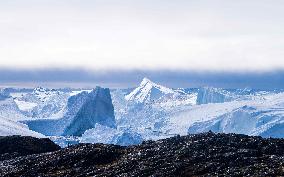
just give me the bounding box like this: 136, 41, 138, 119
0, 136, 60, 161
1, 132, 284, 176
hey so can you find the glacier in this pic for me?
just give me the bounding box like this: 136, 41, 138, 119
0, 77, 284, 147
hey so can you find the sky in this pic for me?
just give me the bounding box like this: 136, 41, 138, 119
1, 0, 284, 88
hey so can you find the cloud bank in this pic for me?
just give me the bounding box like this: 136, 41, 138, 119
0, 0, 284, 71
1, 69, 284, 89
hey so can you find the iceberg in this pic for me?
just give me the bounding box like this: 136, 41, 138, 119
80, 124, 143, 146
26, 87, 116, 136
196, 87, 234, 105
125, 77, 176, 103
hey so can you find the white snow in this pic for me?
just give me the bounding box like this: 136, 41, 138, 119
0, 114, 44, 138
14, 100, 38, 111
70, 89, 92, 96
0, 98, 28, 121
125, 77, 176, 103
186, 92, 284, 138
11, 87, 70, 120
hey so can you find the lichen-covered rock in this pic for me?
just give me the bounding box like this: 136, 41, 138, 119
1, 132, 284, 176
0, 135, 60, 161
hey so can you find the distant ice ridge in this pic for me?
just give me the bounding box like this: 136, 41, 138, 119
196, 87, 234, 104
11, 87, 70, 119
196, 87, 272, 105
26, 87, 116, 136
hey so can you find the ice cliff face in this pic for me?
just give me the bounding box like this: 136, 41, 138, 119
27, 87, 116, 136
63, 87, 116, 136
196, 87, 234, 105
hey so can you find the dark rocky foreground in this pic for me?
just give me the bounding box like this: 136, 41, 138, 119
0, 135, 60, 161
1, 132, 284, 176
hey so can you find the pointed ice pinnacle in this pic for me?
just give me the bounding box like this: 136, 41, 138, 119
140, 77, 152, 86
125, 77, 175, 103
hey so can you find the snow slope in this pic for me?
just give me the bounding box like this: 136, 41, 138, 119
0, 115, 44, 137
0, 98, 29, 121
0, 96, 44, 137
